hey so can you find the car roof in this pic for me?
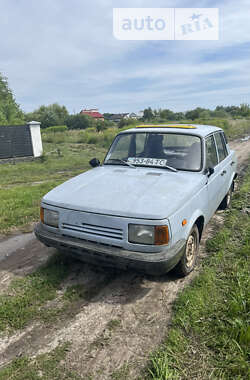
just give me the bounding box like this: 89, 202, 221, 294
120, 124, 222, 138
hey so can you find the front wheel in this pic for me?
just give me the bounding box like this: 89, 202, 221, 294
175, 224, 199, 277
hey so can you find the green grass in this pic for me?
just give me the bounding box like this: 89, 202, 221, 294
0, 343, 82, 380
147, 169, 250, 380
0, 137, 107, 233
0, 181, 60, 232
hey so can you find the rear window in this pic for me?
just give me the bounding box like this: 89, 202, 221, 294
214, 133, 228, 162
205, 135, 218, 168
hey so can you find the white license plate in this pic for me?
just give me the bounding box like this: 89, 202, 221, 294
127, 157, 167, 167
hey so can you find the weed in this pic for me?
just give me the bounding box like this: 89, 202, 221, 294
111, 362, 130, 380
0, 343, 82, 380
106, 319, 121, 331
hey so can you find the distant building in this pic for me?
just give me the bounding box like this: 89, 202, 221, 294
136, 111, 144, 119
106, 112, 144, 122
80, 108, 104, 121
105, 113, 129, 123
129, 112, 139, 119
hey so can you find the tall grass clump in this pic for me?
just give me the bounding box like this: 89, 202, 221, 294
44, 125, 68, 133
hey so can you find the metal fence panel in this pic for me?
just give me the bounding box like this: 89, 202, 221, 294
0, 125, 33, 159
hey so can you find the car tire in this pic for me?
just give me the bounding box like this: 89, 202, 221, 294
175, 224, 199, 277
219, 183, 233, 210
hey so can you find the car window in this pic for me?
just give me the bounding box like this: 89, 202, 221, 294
108, 134, 132, 160
135, 133, 147, 155
105, 132, 202, 171
214, 133, 228, 162
205, 135, 218, 168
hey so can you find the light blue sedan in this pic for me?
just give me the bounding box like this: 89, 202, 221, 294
35, 124, 238, 276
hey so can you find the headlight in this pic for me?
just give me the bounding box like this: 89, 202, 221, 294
40, 207, 59, 228
128, 224, 169, 245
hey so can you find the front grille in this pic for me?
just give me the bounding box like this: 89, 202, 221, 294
61, 222, 123, 240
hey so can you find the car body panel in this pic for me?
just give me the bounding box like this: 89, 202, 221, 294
43, 166, 207, 220
35, 124, 238, 275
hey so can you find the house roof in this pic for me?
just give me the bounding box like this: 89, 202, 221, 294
81, 110, 104, 119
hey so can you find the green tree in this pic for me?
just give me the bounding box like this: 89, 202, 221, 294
0, 73, 24, 124
212, 106, 230, 118
174, 112, 185, 120
185, 107, 210, 120
96, 119, 113, 132
159, 109, 176, 120
143, 107, 154, 121
25, 103, 69, 129
239, 103, 250, 117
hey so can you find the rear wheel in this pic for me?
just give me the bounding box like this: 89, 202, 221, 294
175, 224, 199, 277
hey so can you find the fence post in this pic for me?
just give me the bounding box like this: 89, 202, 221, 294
27, 121, 43, 157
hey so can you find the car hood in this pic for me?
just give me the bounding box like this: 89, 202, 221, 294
43, 166, 206, 220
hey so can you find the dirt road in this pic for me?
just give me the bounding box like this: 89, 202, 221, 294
0, 138, 249, 379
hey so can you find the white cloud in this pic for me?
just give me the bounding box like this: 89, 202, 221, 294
0, 0, 249, 113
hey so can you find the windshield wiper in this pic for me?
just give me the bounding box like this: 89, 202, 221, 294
105, 159, 136, 168
164, 165, 178, 172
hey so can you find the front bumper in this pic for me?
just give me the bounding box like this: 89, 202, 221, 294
34, 222, 185, 275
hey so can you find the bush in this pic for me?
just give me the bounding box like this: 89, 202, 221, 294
118, 118, 137, 128
44, 125, 67, 133
66, 114, 95, 130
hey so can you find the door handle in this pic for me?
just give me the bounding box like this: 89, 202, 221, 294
230, 161, 235, 166
221, 170, 227, 176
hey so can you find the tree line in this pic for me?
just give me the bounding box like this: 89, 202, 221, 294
0, 73, 25, 125
142, 105, 250, 121
1, 73, 250, 130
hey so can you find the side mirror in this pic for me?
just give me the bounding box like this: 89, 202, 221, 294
206, 167, 214, 177
89, 158, 100, 168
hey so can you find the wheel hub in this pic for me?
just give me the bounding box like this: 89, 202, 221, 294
186, 234, 196, 267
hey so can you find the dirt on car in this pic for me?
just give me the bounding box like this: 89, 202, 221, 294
0, 138, 249, 379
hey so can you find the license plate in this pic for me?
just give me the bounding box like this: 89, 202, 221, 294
127, 157, 167, 167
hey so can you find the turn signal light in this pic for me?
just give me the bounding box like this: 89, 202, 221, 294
40, 207, 44, 223
154, 226, 169, 245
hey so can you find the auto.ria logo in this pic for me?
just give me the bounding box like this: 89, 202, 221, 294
113, 8, 219, 41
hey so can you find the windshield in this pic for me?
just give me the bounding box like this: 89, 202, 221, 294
104, 132, 202, 171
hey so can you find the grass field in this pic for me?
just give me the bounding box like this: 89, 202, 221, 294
147, 169, 250, 380
0, 138, 107, 234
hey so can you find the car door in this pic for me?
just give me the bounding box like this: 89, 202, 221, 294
205, 134, 224, 220
214, 132, 232, 197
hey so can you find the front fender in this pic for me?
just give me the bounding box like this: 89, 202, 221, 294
184, 210, 205, 241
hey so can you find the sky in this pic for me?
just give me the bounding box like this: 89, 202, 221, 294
0, 0, 250, 114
